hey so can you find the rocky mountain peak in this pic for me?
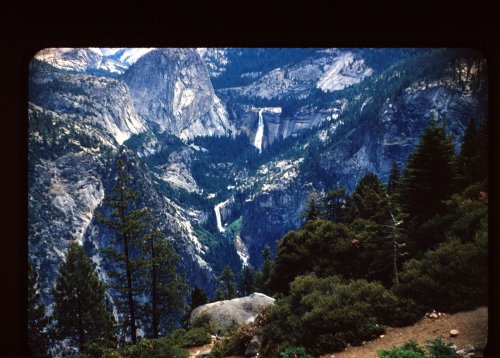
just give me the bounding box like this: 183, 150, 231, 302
124, 48, 234, 140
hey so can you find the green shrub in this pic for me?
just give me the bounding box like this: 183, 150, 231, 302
190, 313, 216, 334
377, 340, 428, 358
377, 338, 460, 358
208, 322, 259, 358
262, 275, 415, 356
280, 346, 314, 358
208, 335, 239, 358
426, 337, 460, 358
394, 223, 487, 313
81, 342, 114, 357
183, 327, 212, 347
155, 327, 212, 349
136, 340, 188, 358
99, 336, 189, 358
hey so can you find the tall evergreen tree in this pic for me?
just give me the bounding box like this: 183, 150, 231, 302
256, 245, 274, 294
457, 118, 488, 187
28, 263, 52, 358
387, 163, 401, 195
301, 190, 325, 222
190, 286, 208, 311
399, 115, 457, 249
239, 265, 256, 296
140, 227, 188, 338
213, 288, 226, 302
98, 159, 149, 344
352, 172, 390, 224
53, 242, 115, 353
323, 188, 351, 223
218, 266, 237, 300
477, 119, 488, 180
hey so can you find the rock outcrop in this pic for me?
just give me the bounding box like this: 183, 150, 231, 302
190, 293, 275, 330
124, 48, 234, 140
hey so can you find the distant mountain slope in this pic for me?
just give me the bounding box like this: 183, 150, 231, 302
29, 48, 488, 308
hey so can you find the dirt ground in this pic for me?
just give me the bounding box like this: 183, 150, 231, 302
187, 307, 488, 357
320, 306, 488, 358
187, 342, 215, 357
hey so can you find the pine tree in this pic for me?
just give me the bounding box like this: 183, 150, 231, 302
218, 266, 237, 300
256, 245, 274, 294
28, 263, 51, 358
98, 159, 149, 344
387, 163, 401, 195
457, 118, 488, 187
352, 172, 390, 224
239, 265, 256, 296
140, 227, 188, 338
477, 119, 488, 180
190, 286, 208, 311
323, 188, 351, 223
301, 190, 325, 222
213, 288, 226, 302
399, 115, 457, 249
457, 118, 480, 187
53, 242, 115, 353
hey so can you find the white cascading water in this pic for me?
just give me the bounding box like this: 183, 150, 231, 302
235, 235, 250, 267
214, 202, 225, 232
253, 109, 265, 153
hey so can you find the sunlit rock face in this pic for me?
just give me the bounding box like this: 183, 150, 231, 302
190, 293, 275, 329
29, 48, 488, 313
124, 49, 234, 140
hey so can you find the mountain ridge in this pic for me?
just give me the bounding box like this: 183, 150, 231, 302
28, 47, 488, 308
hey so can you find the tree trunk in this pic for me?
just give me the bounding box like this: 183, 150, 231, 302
151, 240, 159, 339
120, 186, 137, 344
77, 295, 86, 351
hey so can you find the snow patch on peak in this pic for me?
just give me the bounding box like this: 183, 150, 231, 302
317, 52, 373, 92
115, 48, 156, 65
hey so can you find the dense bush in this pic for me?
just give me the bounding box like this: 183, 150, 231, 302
167, 328, 212, 348
77, 326, 212, 358
262, 275, 420, 356
280, 346, 314, 358
208, 306, 272, 358
190, 312, 216, 334
378, 340, 428, 358
78, 338, 187, 358
270, 220, 357, 294
394, 190, 488, 313
377, 338, 460, 358
208, 324, 250, 358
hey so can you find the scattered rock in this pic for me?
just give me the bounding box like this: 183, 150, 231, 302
456, 343, 475, 357
429, 313, 438, 319
194, 349, 211, 358
190, 293, 275, 330
450, 329, 460, 337
245, 335, 263, 357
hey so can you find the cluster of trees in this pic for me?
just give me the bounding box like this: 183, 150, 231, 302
211, 48, 319, 89
254, 115, 488, 356
207, 244, 274, 303
28, 159, 188, 356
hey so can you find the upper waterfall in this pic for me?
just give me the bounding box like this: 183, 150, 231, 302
254, 109, 265, 153
215, 201, 226, 232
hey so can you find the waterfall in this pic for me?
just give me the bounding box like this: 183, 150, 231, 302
214, 202, 225, 232
253, 109, 265, 153
235, 235, 250, 267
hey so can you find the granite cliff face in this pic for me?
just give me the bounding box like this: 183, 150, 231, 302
124, 49, 234, 140
29, 48, 488, 312
28, 54, 223, 307
190, 293, 275, 330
